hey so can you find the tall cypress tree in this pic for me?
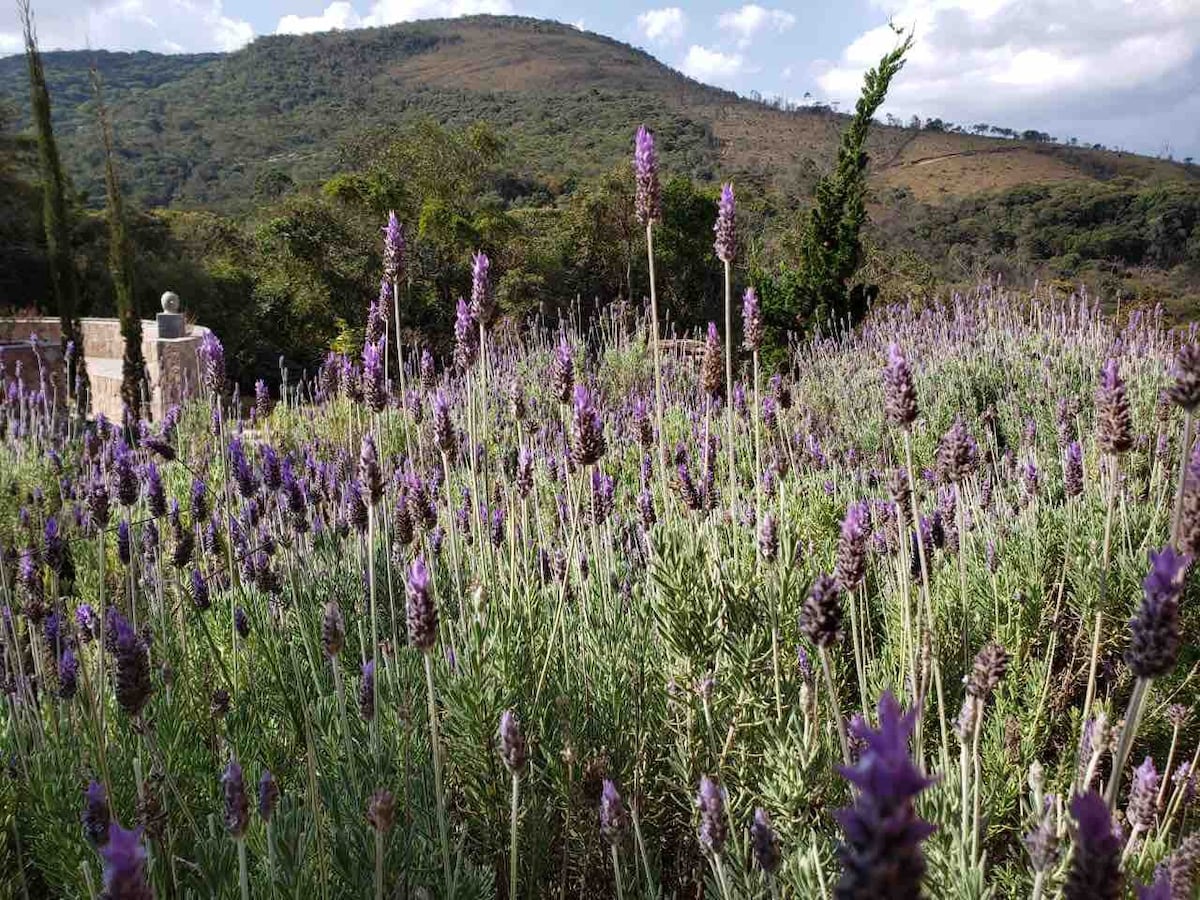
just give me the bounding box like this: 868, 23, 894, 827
20, 0, 87, 408
797, 31, 912, 331
92, 66, 147, 416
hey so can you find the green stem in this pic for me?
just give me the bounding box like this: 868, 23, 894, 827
610, 845, 624, 900
1105, 676, 1150, 809
510, 775, 520, 900
424, 652, 453, 897
238, 838, 249, 900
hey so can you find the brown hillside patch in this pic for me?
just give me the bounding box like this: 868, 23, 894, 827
389, 23, 685, 94
877, 145, 1088, 202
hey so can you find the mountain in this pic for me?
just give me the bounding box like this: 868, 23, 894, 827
2, 15, 1193, 213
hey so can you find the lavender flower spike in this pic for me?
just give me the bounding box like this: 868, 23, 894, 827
834, 691, 936, 899
883, 342, 918, 428
696, 776, 728, 854
750, 807, 781, 875
1127, 545, 1189, 679
198, 331, 226, 397
742, 287, 762, 353
99, 823, 153, 900
571, 383, 607, 466
1064, 791, 1121, 900
405, 557, 438, 651
713, 182, 735, 263
1096, 358, 1133, 456
498, 709, 528, 776
383, 210, 405, 283
634, 125, 660, 226
223, 756, 249, 839
599, 779, 630, 846
470, 250, 491, 322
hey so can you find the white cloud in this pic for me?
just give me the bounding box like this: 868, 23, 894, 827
636, 7, 686, 44
717, 4, 795, 47
0, 0, 253, 54
277, 2, 362, 35
817, 0, 1200, 141
362, 0, 513, 26
680, 44, 743, 83
274, 0, 513, 36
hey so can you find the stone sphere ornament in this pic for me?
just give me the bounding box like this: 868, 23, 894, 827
161, 291, 180, 314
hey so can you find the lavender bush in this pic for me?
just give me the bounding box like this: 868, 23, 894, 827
0, 214, 1197, 900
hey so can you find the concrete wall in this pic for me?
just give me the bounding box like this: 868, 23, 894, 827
0, 316, 211, 422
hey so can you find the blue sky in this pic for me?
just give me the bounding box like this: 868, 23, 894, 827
3, 0, 1198, 159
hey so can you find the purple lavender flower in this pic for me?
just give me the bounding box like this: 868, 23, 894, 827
696, 776, 728, 854
383, 210, 405, 282
1064, 791, 1121, 900
43, 516, 65, 577
254, 379, 270, 421
258, 769, 279, 822
114, 442, 138, 506
599, 779, 629, 845
419, 347, 435, 390
800, 574, 842, 648
836, 501, 870, 592
359, 660, 376, 721
405, 557, 437, 651
359, 433, 382, 506
59, 648, 78, 699
1096, 358, 1133, 455
198, 331, 226, 397
1134, 869, 1171, 900
223, 757, 249, 839
83, 779, 112, 848
498, 709, 528, 776
759, 513, 779, 562
362, 338, 387, 413
884, 343, 918, 428
190, 568, 210, 612
112, 611, 152, 717
144, 463, 166, 518
551, 337, 574, 405
470, 250, 491, 323
453, 297, 478, 371
99, 823, 153, 900
1064, 441, 1084, 497
1127, 546, 1189, 678
634, 125, 660, 226
742, 287, 762, 353
834, 692, 936, 898
750, 807, 781, 875
700, 322, 724, 401
1126, 757, 1158, 833
190, 477, 209, 521
937, 418, 976, 483
713, 182, 735, 262
115, 518, 130, 566
432, 391, 456, 456
571, 384, 607, 466
367, 281, 389, 346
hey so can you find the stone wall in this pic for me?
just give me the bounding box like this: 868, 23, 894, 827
0, 316, 210, 421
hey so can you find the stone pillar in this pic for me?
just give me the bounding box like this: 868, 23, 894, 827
156, 290, 186, 339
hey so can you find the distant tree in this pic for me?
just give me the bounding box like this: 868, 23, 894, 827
20, 0, 87, 405
972, 123, 991, 135
923, 118, 946, 132
92, 66, 147, 417
759, 33, 912, 338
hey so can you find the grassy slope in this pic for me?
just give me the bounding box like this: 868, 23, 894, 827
1, 16, 1193, 213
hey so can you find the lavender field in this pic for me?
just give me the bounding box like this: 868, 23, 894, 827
3, 162, 1200, 898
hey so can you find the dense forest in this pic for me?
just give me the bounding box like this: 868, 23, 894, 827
2, 16, 1200, 387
